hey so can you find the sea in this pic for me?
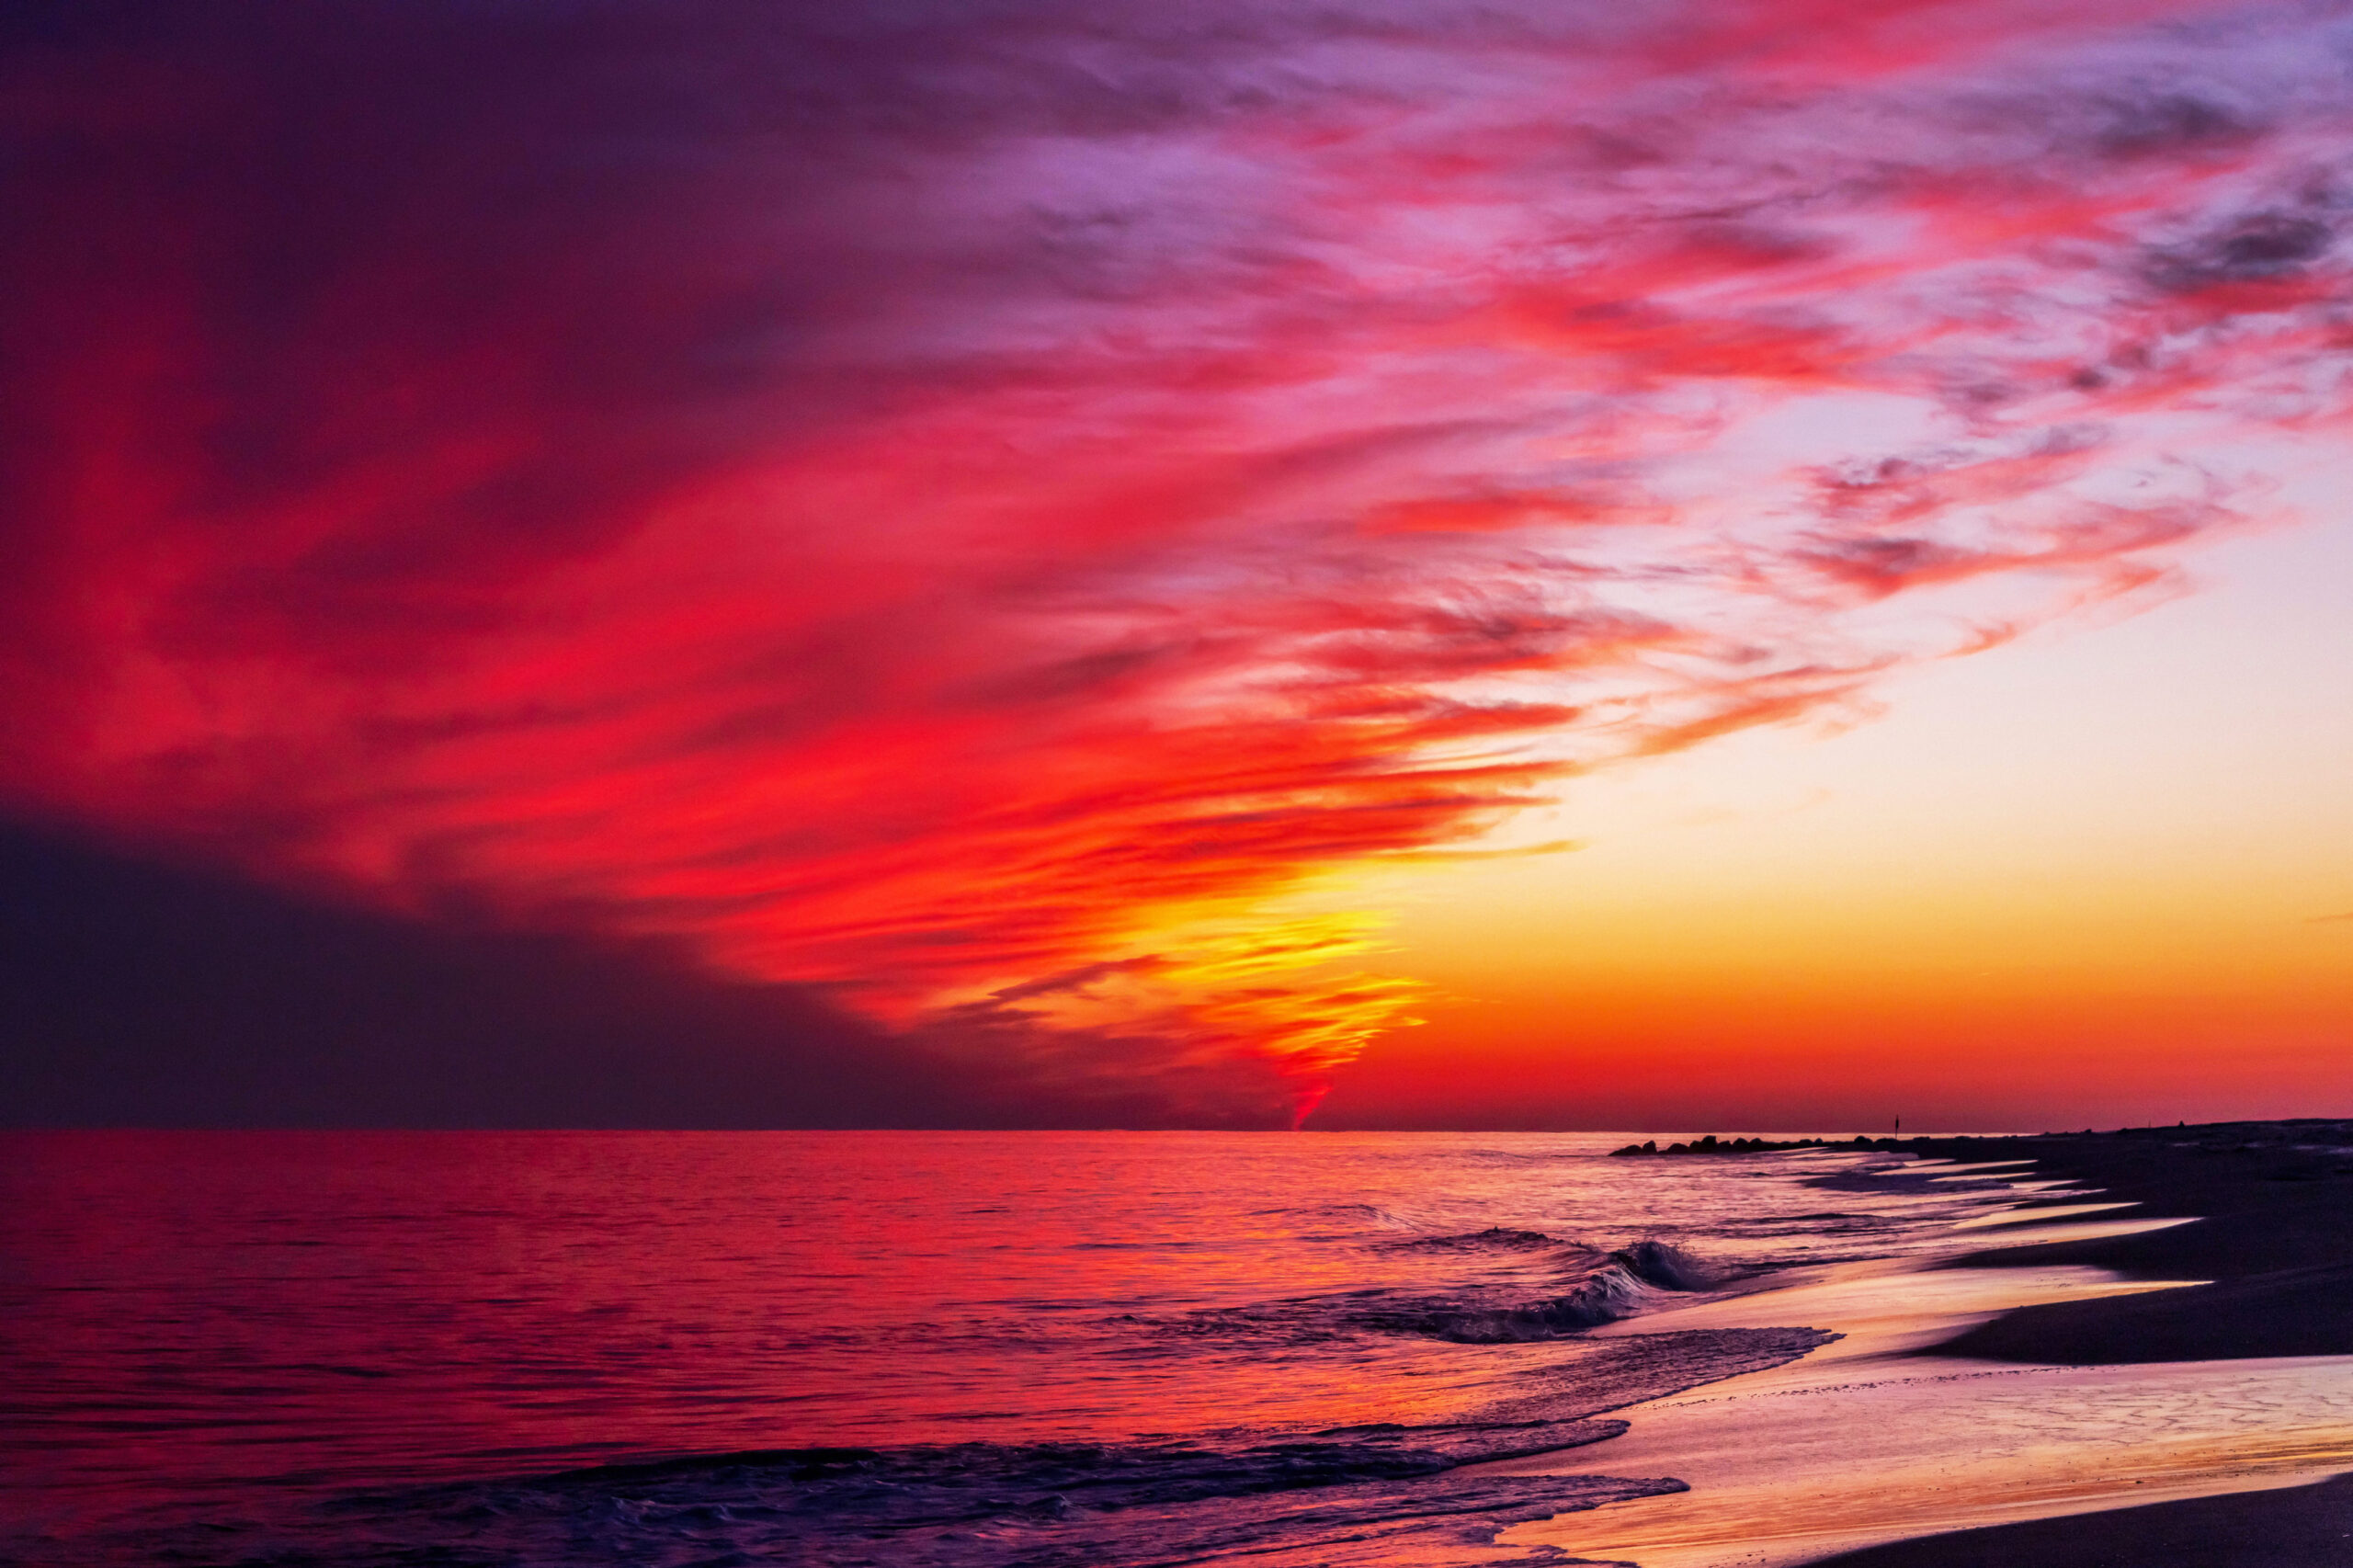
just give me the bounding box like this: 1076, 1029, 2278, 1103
0, 1131, 2032, 1567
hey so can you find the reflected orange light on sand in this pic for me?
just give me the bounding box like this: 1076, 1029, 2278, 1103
1495, 1256, 2353, 1568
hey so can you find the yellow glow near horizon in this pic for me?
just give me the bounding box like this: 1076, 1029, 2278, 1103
1312, 496, 2353, 1128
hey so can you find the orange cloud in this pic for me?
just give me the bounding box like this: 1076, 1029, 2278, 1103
5, 0, 2351, 1119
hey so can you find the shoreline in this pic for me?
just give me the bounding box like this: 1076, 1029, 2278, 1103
1919, 1120, 2353, 1363
10, 1127, 2344, 1566
1518, 1119, 2353, 1568
1805, 1119, 2353, 1567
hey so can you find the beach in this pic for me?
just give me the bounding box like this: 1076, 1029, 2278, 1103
1815, 1121, 2353, 1568
1506, 1121, 2353, 1568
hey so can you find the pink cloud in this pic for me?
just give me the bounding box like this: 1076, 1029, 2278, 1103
5, 0, 2350, 1118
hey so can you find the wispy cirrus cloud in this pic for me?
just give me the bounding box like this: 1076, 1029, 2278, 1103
5, 0, 2352, 1119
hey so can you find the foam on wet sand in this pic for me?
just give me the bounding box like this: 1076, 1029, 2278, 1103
1490, 1124, 2353, 1568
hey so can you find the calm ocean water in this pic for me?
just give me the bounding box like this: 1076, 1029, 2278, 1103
0, 1131, 2020, 1566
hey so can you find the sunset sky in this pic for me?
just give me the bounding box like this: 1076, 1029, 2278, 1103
4, 0, 2349, 1129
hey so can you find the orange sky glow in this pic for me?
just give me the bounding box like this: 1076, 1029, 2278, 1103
3, 0, 2348, 1126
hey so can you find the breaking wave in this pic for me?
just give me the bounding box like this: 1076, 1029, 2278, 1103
1365, 1243, 1721, 1344
41, 1326, 1836, 1568
1159, 1238, 1733, 1346
1390, 1225, 1581, 1253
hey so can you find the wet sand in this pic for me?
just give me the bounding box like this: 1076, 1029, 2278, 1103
1803, 1471, 2353, 1567
1924, 1121, 2353, 1364
1494, 1121, 2353, 1566
1810, 1119, 2353, 1567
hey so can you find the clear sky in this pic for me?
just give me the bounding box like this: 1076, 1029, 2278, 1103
2, 0, 2347, 1127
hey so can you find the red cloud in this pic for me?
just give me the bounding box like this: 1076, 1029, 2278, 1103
4, 0, 2348, 1119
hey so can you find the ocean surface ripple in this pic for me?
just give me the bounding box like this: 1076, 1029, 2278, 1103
0, 1131, 2023, 1566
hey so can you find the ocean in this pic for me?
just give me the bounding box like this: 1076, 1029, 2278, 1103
0, 1131, 2032, 1566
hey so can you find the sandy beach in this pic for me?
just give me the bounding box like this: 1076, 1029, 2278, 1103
1479, 1121, 2353, 1567
1815, 1120, 2353, 1567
